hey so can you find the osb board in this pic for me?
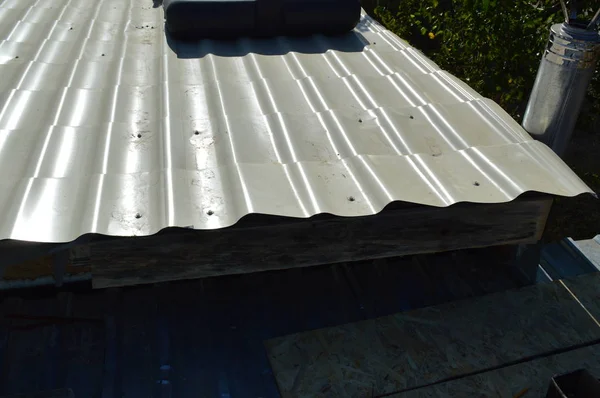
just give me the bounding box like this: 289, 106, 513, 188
562, 272, 600, 323
396, 345, 600, 398
265, 279, 600, 397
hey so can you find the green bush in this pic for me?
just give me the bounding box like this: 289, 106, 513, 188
373, 0, 600, 125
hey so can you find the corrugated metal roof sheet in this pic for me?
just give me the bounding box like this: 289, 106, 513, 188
0, 0, 593, 243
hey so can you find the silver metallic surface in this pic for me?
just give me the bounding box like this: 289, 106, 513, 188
588, 8, 600, 30
570, 235, 600, 271
558, 0, 600, 30
558, 0, 597, 26
560, 0, 570, 23
523, 23, 600, 157
0, 0, 592, 243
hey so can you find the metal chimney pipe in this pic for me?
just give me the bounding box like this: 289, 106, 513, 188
522, 5, 600, 158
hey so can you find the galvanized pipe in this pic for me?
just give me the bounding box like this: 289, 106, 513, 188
589, 8, 600, 30
522, 22, 600, 157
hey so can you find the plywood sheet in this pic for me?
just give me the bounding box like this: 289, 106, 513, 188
396, 345, 600, 398
562, 272, 600, 323
265, 279, 600, 397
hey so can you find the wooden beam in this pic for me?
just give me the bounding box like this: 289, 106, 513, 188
90, 196, 553, 288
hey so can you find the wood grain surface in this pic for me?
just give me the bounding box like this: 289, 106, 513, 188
91, 196, 552, 288
562, 273, 600, 323
395, 345, 600, 398
264, 274, 600, 397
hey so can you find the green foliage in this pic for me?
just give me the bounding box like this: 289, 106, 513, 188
373, 0, 600, 124
373, 1, 600, 240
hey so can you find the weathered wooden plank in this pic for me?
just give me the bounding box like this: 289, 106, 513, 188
91, 196, 552, 288
0, 253, 90, 284
395, 345, 600, 398
264, 278, 600, 398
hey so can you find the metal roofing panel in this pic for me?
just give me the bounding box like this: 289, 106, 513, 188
0, 0, 593, 242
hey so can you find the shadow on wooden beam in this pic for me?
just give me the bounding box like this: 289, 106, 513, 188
89, 196, 553, 288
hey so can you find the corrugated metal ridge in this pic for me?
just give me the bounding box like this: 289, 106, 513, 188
0, 140, 589, 242
0, 0, 593, 242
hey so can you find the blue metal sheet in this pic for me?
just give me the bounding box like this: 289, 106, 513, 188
540, 238, 600, 280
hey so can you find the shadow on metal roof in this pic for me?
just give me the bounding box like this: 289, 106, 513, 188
165, 28, 370, 58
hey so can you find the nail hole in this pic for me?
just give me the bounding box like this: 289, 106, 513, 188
69, 27, 73, 30
409, 115, 414, 119
137, 133, 142, 138
101, 53, 105, 56
135, 213, 142, 219
207, 210, 214, 216
358, 119, 363, 123
348, 196, 355, 202
194, 130, 200, 135
473, 181, 480, 186
14, 56, 18, 59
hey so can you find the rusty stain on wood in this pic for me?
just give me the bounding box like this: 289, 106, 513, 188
264, 276, 600, 397
2, 255, 90, 281
90, 196, 553, 288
